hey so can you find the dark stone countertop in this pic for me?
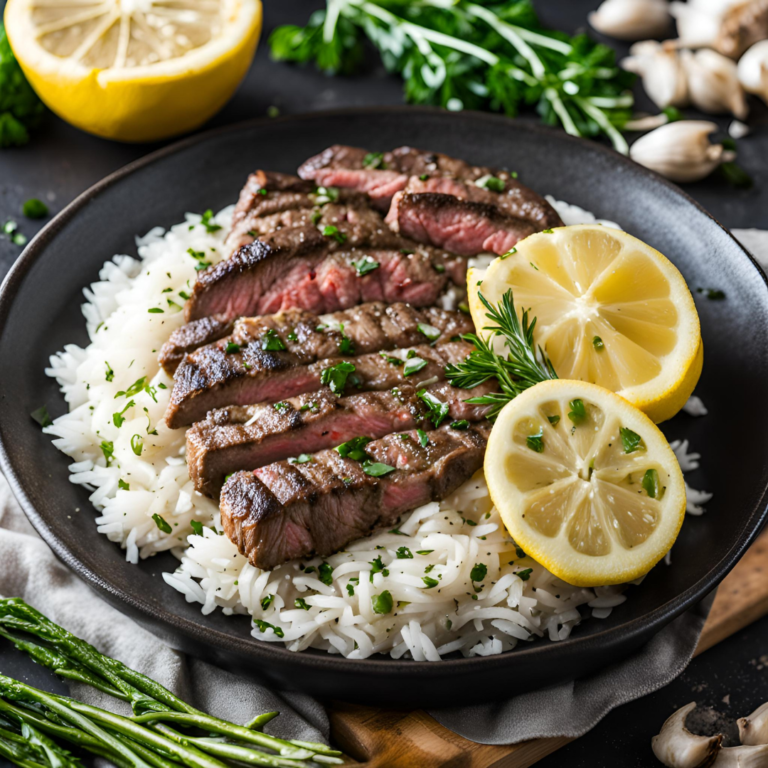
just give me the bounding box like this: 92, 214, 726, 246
1, 1, 767, 766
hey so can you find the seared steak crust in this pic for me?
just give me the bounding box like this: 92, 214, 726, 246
187, 380, 495, 497
388, 192, 537, 256
158, 315, 235, 375
220, 422, 491, 569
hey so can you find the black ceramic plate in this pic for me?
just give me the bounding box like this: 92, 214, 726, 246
1, 108, 768, 708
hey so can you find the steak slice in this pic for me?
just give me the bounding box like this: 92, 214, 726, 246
387, 192, 537, 256
220, 421, 491, 569
187, 380, 495, 497
298, 145, 563, 230
159, 315, 235, 375
167, 339, 473, 429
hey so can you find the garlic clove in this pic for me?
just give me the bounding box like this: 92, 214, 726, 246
622, 42, 689, 108
629, 120, 733, 182
711, 744, 768, 767
651, 702, 723, 767
738, 39, 768, 96
682, 48, 748, 118
669, 0, 725, 47
738, 702, 768, 746
715, 0, 768, 60
589, 0, 671, 41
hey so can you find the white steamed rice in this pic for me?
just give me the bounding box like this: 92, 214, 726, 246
44, 198, 711, 660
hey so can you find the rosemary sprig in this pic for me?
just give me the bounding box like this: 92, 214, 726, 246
445, 289, 557, 420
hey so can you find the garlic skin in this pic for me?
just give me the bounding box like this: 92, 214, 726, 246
629, 120, 735, 182
669, 0, 739, 48
738, 39, 768, 98
682, 48, 748, 118
711, 744, 768, 767
738, 702, 768, 746
589, 0, 671, 41
651, 702, 723, 767
622, 41, 689, 108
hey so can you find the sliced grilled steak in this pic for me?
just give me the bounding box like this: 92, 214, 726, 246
387, 192, 537, 256
159, 315, 235, 375
220, 422, 491, 569
298, 145, 563, 231
187, 380, 495, 496
167, 339, 473, 429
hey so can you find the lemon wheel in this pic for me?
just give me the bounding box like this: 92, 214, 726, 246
468, 225, 702, 423
4, 0, 262, 141
485, 379, 686, 587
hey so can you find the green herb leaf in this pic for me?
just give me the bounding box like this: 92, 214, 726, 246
416, 429, 429, 447
422, 576, 439, 589
697, 287, 726, 300
380, 351, 404, 366
100, 440, 114, 466
371, 590, 393, 614
337, 323, 355, 355
30, 405, 52, 428
322, 224, 347, 244
112, 399, 135, 428
130, 434, 143, 456
526, 429, 545, 453
403, 356, 428, 376
568, 398, 587, 426
470, 563, 487, 582
294, 598, 311, 610
22, 198, 48, 219
592, 336, 604, 351
363, 460, 396, 477
363, 152, 386, 169
148, 307, 164, 314
351, 256, 380, 276
389, 528, 408, 535
261, 328, 287, 351
417, 323, 441, 342
417, 389, 449, 427
289, 453, 313, 464
190, 520, 204, 536
619, 426, 644, 454
476, 174, 505, 192
274, 401, 291, 415
396, 547, 413, 559
416, 550, 434, 555
642, 468, 664, 499
720, 161, 753, 189
254, 619, 284, 638
152, 514, 172, 534
225, 341, 241, 354
547, 414, 560, 426
200, 209, 222, 233
261, 594, 274, 610
517, 568, 533, 581
104, 361, 114, 382
318, 562, 334, 585
320, 361, 356, 395
450, 420, 469, 430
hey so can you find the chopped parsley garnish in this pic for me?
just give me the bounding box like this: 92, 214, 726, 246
130, 434, 144, 456
422, 576, 439, 589
363, 152, 386, 169
311, 209, 323, 226
380, 352, 403, 366
547, 415, 560, 426
369, 555, 389, 581
30, 405, 52, 428
22, 198, 48, 219
416, 429, 429, 447
450, 420, 469, 430
322, 224, 347, 244
433, 263, 446, 274
417, 323, 441, 342
351, 256, 380, 276
287, 331, 298, 342
261, 328, 287, 351
148, 307, 164, 314
152, 514, 172, 534
593, 336, 604, 351
274, 401, 291, 414
620, 426, 644, 454
294, 598, 311, 610
501, 248, 517, 259
178, 290, 190, 300
417, 389, 449, 427
416, 550, 434, 555
476, 174, 505, 192
320, 361, 356, 395
403, 356, 428, 376
318, 562, 334, 585
299, 401, 319, 413
224, 341, 241, 354
389, 528, 408, 535
260, 594, 274, 610
337, 323, 355, 355
470, 563, 487, 582
200, 209, 222, 233
363, 460, 395, 477
396, 546, 413, 559
118, 479, 130, 491
103, 361, 115, 382
289, 453, 313, 464
336, 436, 372, 460
697, 287, 726, 300
312, 185, 340, 205
458, 302, 470, 314
526, 429, 544, 453
190, 520, 204, 536
515, 546, 526, 559
187, 247, 211, 270
542, 228, 554, 234
100, 440, 114, 466
115, 376, 156, 402
517, 568, 533, 581
254, 620, 284, 638
371, 590, 393, 614
567, 398, 587, 426
112, 400, 135, 428
642, 468, 663, 499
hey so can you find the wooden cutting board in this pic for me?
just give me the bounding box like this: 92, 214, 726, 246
328, 530, 768, 768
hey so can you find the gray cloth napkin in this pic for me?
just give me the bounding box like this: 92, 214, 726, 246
1, 230, 765, 750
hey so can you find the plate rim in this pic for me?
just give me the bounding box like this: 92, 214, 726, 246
2, 105, 768, 677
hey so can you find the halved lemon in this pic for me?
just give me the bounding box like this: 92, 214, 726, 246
485, 379, 686, 587
468, 225, 702, 423
3, 0, 262, 141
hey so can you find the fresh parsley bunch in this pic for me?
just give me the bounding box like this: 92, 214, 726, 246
270, 0, 635, 152
0, 22, 44, 148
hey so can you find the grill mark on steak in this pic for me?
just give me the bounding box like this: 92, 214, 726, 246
388, 192, 537, 256
158, 315, 235, 375
167, 339, 472, 429
220, 422, 491, 569
186, 203, 463, 321
187, 380, 496, 497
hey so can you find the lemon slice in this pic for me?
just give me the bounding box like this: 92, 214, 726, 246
485, 379, 686, 587
4, 0, 262, 141
468, 225, 702, 423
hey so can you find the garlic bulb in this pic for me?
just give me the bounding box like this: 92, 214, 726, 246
622, 41, 689, 108
669, 0, 739, 48
629, 120, 735, 182
738, 39, 768, 99
682, 48, 748, 117
589, 0, 671, 41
